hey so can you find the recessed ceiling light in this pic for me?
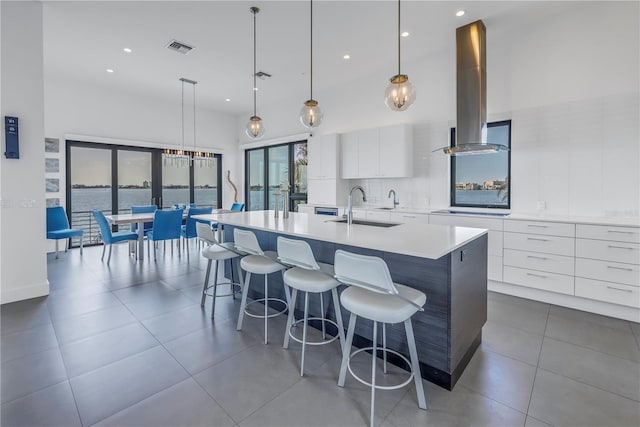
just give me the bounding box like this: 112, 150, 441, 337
456, 9, 466, 17
401, 31, 410, 37
106, 68, 114, 73
225, 98, 231, 102
123, 47, 132, 53
343, 54, 350, 60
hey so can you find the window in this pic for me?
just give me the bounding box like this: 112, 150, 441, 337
451, 120, 511, 208
245, 141, 308, 211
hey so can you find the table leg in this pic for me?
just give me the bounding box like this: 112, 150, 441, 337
138, 222, 145, 260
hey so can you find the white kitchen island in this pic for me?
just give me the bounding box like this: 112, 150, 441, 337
196, 210, 489, 390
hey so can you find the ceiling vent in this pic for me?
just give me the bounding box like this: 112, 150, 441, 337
255, 71, 272, 80
166, 39, 194, 54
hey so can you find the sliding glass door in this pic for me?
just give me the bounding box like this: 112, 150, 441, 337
66, 140, 222, 247
245, 140, 308, 211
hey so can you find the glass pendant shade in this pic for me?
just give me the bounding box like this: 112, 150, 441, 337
245, 115, 265, 138
384, 74, 415, 111
300, 99, 323, 128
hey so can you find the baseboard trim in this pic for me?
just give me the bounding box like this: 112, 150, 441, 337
0, 280, 50, 304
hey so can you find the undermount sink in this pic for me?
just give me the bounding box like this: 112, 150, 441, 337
331, 219, 401, 228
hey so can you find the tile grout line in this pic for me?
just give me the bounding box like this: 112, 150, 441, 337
524, 304, 550, 422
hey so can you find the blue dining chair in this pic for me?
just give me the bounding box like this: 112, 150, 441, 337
46, 206, 84, 259
131, 205, 157, 235
92, 210, 138, 264
147, 209, 184, 260
181, 206, 213, 251
211, 202, 245, 232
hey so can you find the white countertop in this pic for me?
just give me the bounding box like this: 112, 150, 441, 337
195, 211, 488, 260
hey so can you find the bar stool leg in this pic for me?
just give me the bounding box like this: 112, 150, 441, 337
236, 272, 252, 331
201, 259, 212, 307
383, 323, 388, 374
301, 291, 310, 376
230, 259, 236, 300
370, 321, 378, 427
320, 292, 326, 340
264, 274, 268, 344
331, 288, 346, 351
338, 313, 357, 387
283, 288, 298, 349
405, 318, 427, 410
210, 260, 219, 319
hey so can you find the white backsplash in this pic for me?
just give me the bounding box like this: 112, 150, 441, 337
347, 93, 639, 218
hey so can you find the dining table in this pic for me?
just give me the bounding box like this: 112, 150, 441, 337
105, 209, 230, 260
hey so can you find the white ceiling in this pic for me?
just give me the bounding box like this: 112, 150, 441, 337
42, 1, 572, 116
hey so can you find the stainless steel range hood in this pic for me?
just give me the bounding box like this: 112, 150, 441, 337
435, 20, 508, 156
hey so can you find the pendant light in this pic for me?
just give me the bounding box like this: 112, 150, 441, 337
246, 6, 265, 139
163, 78, 215, 167
384, 0, 415, 111
300, 0, 323, 128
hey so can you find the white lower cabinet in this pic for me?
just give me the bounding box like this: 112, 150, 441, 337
388, 212, 429, 224
504, 249, 574, 276
429, 214, 503, 281
365, 210, 391, 222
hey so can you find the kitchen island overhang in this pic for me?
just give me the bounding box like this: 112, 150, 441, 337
195, 211, 488, 390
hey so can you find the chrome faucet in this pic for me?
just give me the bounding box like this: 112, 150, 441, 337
346, 186, 367, 226
388, 189, 399, 208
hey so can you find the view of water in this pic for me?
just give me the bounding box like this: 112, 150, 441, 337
455, 189, 507, 206
71, 188, 218, 213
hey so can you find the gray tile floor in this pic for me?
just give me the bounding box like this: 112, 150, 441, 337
2, 244, 640, 426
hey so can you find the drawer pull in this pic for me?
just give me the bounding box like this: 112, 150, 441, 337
402, 215, 416, 218
527, 237, 549, 242
607, 266, 634, 272
526, 273, 548, 279
527, 255, 548, 260
527, 224, 549, 228
607, 245, 634, 250
606, 286, 633, 293
607, 230, 635, 234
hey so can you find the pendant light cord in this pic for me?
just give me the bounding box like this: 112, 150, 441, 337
310, 0, 313, 100
181, 79, 185, 153
253, 8, 257, 117
397, 0, 401, 76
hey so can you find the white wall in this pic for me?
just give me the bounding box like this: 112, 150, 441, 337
237, 1, 639, 218
1, 1, 48, 303
44, 75, 242, 214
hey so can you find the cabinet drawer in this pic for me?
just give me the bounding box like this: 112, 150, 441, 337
388, 212, 429, 224
576, 224, 640, 244
575, 258, 639, 286
504, 232, 575, 257
504, 220, 575, 237
488, 255, 503, 282
576, 238, 639, 265
351, 209, 366, 219
504, 249, 574, 276
429, 214, 503, 231
575, 277, 640, 308
503, 266, 574, 295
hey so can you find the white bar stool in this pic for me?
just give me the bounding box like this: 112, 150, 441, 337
334, 249, 427, 427
234, 229, 290, 344
196, 223, 243, 319
277, 237, 345, 376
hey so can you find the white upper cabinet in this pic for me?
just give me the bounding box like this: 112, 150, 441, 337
340, 124, 413, 179
307, 134, 338, 179
378, 125, 413, 177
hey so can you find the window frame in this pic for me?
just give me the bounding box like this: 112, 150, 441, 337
450, 120, 512, 209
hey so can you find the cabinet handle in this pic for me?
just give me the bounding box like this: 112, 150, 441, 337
527, 255, 548, 260
607, 245, 634, 250
403, 215, 416, 218
527, 224, 549, 228
526, 272, 547, 279
527, 237, 549, 242
607, 230, 635, 234
607, 266, 634, 272
606, 286, 633, 293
